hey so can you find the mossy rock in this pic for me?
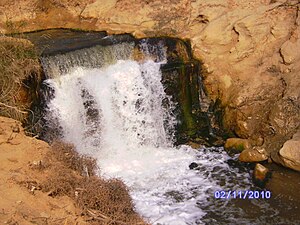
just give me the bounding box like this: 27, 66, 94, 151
224, 138, 251, 154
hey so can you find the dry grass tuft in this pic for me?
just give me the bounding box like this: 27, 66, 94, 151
77, 177, 146, 225
0, 37, 41, 122
51, 140, 98, 177
40, 140, 147, 225
41, 163, 80, 196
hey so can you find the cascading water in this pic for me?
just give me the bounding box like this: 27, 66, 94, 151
41, 41, 295, 225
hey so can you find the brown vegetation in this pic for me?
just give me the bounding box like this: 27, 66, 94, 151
50, 141, 98, 177
41, 141, 147, 225
0, 116, 147, 224
0, 37, 41, 123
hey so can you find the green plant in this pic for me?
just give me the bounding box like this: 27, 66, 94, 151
236, 143, 245, 152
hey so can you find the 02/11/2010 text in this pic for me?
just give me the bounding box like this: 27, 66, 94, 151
214, 190, 271, 199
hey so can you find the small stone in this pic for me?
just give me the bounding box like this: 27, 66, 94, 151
189, 162, 199, 170
253, 163, 270, 187
239, 147, 268, 162
11, 124, 20, 133
254, 163, 269, 181
29, 160, 45, 170
40, 212, 50, 218
236, 121, 249, 138
280, 39, 300, 65
30, 186, 36, 193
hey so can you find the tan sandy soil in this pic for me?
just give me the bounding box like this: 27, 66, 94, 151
0, 116, 87, 225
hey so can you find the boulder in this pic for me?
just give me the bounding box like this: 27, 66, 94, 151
224, 138, 251, 153
239, 147, 268, 162
278, 130, 300, 172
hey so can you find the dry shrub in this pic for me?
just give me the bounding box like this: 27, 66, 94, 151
41, 140, 147, 225
0, 37, 41, 122
41, 164, 80, 196
77, 177, 143, 224
51, 140, 98, 177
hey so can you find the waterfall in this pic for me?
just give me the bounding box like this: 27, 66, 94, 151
41, 43, 251, 224
41, 42, 135, 78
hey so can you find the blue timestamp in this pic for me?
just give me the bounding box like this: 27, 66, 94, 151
214, 190, 271, 199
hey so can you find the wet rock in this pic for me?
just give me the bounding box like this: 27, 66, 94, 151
187, 141, 203, 149
253, 163, 270, 187
278, 129, 300, 172
22, 29, 214, 144
189, 162, 199, 170
239, 147, 268, 162
224, 138, 251, 153
226, 158, 253, 173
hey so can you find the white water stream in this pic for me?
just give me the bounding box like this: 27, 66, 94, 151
42, 44, 252, 224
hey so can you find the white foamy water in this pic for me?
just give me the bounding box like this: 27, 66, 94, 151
44, 60, 248, 224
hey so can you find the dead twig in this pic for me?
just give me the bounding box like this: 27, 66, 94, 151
0, 102, 27, 114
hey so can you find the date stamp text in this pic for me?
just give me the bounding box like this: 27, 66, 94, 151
214, 190, 271, 199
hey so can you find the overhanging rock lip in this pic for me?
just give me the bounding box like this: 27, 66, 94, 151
16, 29, 136, 56
16, 29, 193, 63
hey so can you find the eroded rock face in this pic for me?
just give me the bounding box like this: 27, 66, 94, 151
0, 0, 299, 169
